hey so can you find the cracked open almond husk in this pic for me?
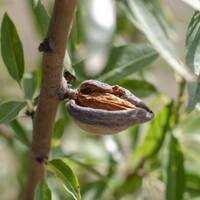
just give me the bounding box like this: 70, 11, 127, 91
66, 80, 154, 135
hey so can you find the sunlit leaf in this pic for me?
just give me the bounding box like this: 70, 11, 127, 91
98, 43, 158, 84
0, 101, 26, 124
34, 180, 52, 200
124, 0, 193, 81
186, 11, 200, 111
1, 13, 24, 83
131, 102, 174, 171
166, 135, 185, 200
47, 159, 81, 200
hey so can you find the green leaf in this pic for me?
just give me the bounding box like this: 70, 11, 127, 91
64, 50, 76, 78
31, 0, 50, 36
73, 61, 89, 84
67, 156, 106, 180
185, 172, 200, 196
0, 101, 26, 124
124, 0, 193, 81
131, 102, 174, 171
70, 10, 82, 48
98, 43, 158, 84
181, 0, 200, 11
166, 135, 185, 200
116, 79, 157, 97
114, 174, 142, 198
34, 180, 52, 200
23, 72, 38, 100
185, 11, 200, 111
47, 159, 81, 200
187, 79, 200, 111
8, 120, 30, 147
51, 117, 66, 148
30, 0, 76, 78
1, 13, 24, 83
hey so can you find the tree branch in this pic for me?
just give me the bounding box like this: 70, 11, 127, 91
25, 1, 77, 199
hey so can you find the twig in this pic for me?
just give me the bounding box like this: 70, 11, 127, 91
175, 79, 186, 125
0, 125, 13, 140
25, 1, 77, 199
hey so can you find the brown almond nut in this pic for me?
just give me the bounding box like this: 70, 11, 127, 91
66, 80, 154, 135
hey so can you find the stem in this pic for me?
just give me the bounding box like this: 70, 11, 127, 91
25, 1, 77, 199
175, 79, 186, 125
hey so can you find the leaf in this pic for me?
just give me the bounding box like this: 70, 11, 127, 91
34, 180, 52, 200
31, 0, 50, 36
8, 120, 30, 147
131, 102, 174, 171
98, 43, 158, 84
116, 79, 157, 97
51, 117, 66, 148
187, 79, 200, 111
23, 72, 38, 100
181, 0, 200, 11
73, 61, 89, 84
47, 159, 81, 200
70, 9, 82, 48
166, 135, 185, 200
114, 174, 142, 198
185, 11, 200, 111
67, 156, 106, 180
81, 180, 109, 200
0, 101, 26, 124
124, 0, 193, 81
185, 172, 200, 196
64, 50, 76, 78
1, 13, 24, 83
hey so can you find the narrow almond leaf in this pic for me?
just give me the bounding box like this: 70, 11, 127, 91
185, 171, 200, 195
0, 101, 26, 124
51, 117, 66, 148
47, 159, 81, 200
23, 72, 38, 100
116, 79, 157, 97
98, 43, 158, 84
1, 13, 24, 83
166, 135, 185, 200
185, 11, 200, 111
34, 180, 52, 200
31, 0, 50, 36
131, 102, 174, 171
31, 0, 76, 78
64, 50, 76, 77
67, 156, 106, 180
181, 0, 200, 11
114, 174, 142, 198
8, 120, 30, 147
125, 0, 194, 81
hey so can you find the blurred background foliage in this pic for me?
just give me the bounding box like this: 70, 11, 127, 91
1, 0, 200, 200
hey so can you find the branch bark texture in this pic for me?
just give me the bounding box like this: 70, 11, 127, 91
25, 1, 77, 199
